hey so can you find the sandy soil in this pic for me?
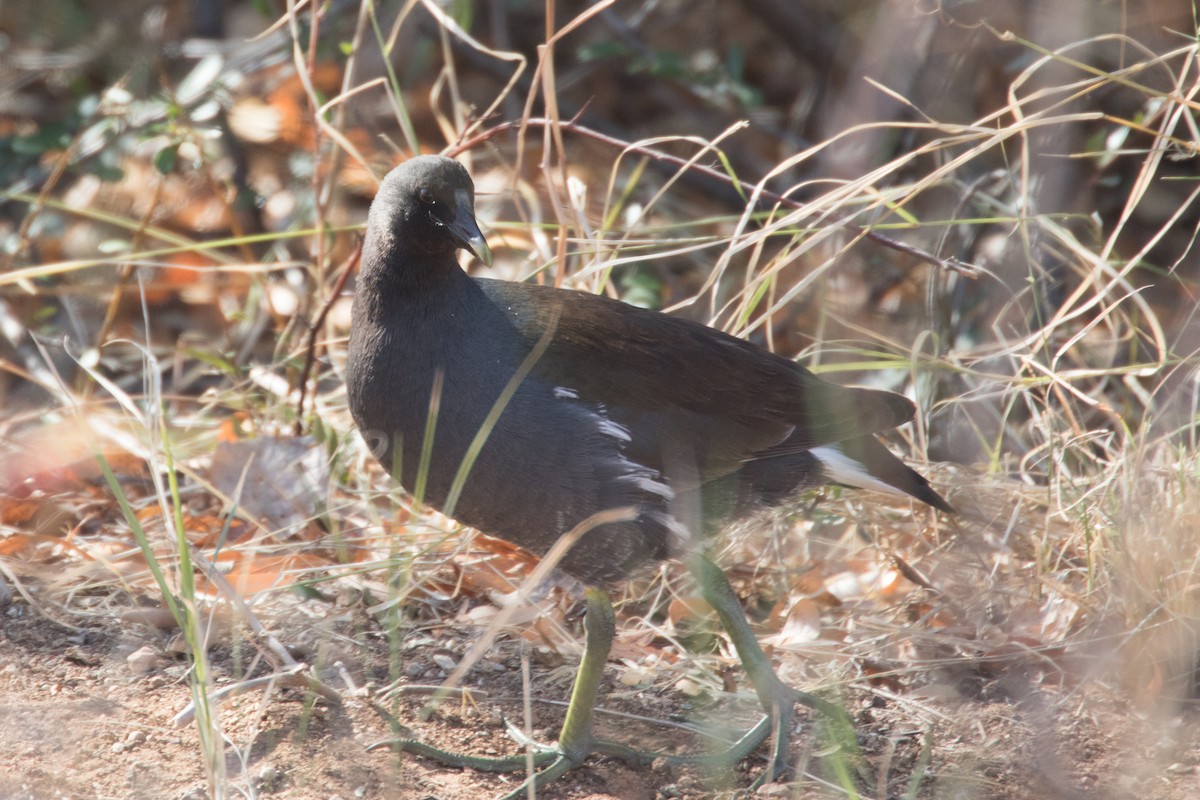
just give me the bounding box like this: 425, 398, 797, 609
3, 576, 1197, 800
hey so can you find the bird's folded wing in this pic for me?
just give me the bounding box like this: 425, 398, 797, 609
477, 279, 915, 452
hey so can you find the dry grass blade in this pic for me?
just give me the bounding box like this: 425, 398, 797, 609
4, 4, 1200, 799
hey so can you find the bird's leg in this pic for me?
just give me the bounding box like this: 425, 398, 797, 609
371, 587, 635, 800
494, 585, 617, 798
557, 587, 615, 755
373, 571, 851, 796
687, 553, 851, 785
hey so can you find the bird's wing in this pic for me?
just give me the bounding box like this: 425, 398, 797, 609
477, 279, 915, 454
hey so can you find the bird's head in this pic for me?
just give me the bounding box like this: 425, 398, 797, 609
369, 155, 493, 267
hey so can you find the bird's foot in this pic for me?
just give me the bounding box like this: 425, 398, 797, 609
370, 717, 660, 800
753, 685, 859, 789
369, 707, 822, 799
371, 573, 853, 796
368, 680, 852, 798
660, 684, 851, 788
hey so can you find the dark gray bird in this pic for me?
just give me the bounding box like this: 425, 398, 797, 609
347, 155, 950, 797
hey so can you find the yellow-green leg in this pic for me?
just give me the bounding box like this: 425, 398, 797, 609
495, 585, 616, 799
372, 587, 624, 800
373, 564, 847, 796
688, 553, 850, 785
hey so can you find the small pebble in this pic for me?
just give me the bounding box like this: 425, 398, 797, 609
126, 646, 158, 675
257, 763, 278, 789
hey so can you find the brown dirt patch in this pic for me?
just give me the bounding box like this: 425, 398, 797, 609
4, 580, 1200, 800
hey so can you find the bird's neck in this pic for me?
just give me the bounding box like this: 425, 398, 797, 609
358, 236, 464, 305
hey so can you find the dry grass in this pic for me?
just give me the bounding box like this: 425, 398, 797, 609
3, 1, 1200, 798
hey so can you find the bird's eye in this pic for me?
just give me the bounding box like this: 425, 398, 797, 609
417, 187, 435, 206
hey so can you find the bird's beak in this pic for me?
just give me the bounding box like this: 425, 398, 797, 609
449, 189, 493, 267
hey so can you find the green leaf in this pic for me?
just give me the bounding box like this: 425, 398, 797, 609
153, 143, 179, 174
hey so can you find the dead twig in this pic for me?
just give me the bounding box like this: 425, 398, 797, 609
449, 116, 979, 278
294, 240, 361, 434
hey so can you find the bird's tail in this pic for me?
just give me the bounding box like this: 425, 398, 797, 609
810, 436, 953, 513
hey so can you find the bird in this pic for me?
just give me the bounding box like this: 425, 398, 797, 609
346, 154, 951, 798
